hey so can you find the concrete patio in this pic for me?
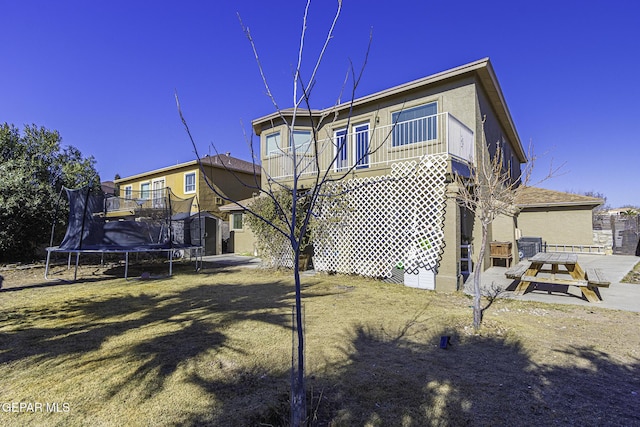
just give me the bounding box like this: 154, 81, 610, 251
465, 254, 640, 312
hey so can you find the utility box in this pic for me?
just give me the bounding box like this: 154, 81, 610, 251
517, 237, 543, 259
404, 268, 436, 290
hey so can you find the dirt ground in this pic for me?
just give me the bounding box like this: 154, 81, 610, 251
0, 257, 181, 290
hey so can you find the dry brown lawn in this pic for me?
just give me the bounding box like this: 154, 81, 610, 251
622, 261, 640, 284
1, 259, 639, 426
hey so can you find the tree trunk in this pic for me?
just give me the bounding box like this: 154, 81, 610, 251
472, 223, 489, 329
290, 256, 306, 426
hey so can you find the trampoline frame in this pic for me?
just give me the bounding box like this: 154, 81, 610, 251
44, 246, 203, 281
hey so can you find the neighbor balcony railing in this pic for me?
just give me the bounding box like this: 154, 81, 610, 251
263, 112, 474, 179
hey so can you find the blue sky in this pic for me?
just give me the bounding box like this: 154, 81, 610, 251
2, 0, 638, 208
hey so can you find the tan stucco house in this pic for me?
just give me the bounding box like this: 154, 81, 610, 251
218, 197, 258, 255
252, 58, 527, 291
515, 187, 603, 250
114, 154, 260, 255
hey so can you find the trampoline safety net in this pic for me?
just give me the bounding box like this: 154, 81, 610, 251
57, 186, 200, 251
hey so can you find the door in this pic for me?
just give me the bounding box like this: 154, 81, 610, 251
334, 128, 348, 171
204, 216, 217, 255
152, 179, 165, 208
354, 123, 369, 169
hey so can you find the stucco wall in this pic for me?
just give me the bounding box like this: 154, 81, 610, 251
253, 66, 525, 291
517, 207, 595, 246
228, 225, 256, 255
258, 77, 479, 189
476, 84, 522, 184
199, 166, 257, 216
490, 213, 518, 264
117, 164, 259, 217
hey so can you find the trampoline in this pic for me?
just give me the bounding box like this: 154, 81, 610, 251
45, 185, 203, 280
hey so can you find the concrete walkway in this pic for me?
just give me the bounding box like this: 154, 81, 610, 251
200, 254, 262, 269
201, 253, 639, 312
464, 254, 640, 312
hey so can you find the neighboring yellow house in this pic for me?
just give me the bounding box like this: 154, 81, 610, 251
252, 58, 527, 291
114, 154, 260, 255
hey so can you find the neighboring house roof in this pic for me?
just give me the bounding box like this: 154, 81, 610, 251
606, 207, 639, 216
252, 58, 526, 162
515, 187, 603, 208
114, 154, 259, 184
218, 196, 257, 213
101, 180, 116, 194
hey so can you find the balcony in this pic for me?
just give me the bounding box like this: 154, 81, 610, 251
263, 112, 474, 180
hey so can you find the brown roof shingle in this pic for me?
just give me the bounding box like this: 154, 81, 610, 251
515, 187, 603, 208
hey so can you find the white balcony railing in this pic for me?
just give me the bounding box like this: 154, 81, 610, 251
263, 112, 474, 179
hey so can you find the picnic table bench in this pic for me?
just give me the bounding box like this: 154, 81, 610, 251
505, 253, 610, 303
505, 262, 529, 280
585, 268, 611, 287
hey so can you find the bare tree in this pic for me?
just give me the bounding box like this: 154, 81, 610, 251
455, 120, 560, 329
175, 1, 387, 424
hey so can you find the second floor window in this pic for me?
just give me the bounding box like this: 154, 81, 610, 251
265, 132, 281, 155
152, 179, 165, 208
184, 172, 196, 193
124, 185, 132, 199
334, 128, 348, 171
354, 123, 369, 169
392, 102, 438, 146
140, 182, 150, 200
291, 130, 312, 154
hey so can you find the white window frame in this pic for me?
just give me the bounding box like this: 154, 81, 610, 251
231, 213, 243, 231
334, 128, 348, 172
184, 171, 196, 194
353, 122, 370, 169
140, 182, 151, 200
290, 129, 312, 154
152, 178, 165, 208
391, 101, 438, 146
123, 185, 132, 199
265, 131, 281, 156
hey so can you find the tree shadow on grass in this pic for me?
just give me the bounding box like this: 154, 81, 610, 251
5, 275, 639, 426
179, 318, 640, 426
0, 275, 118, 292
0, 273, 340, 406
314, 326, 640, 426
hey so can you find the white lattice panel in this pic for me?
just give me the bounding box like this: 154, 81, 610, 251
312, 155, 449, 279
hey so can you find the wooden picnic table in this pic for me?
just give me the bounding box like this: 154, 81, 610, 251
509, 252, 607, 303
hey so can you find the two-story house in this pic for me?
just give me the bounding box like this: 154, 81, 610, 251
252, 58, 527, 291
114, 153, 260, 255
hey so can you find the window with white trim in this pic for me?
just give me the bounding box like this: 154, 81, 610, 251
265, 132, 281, 155
140, 182, 150, 200
124, 185, 132, 199
392, 102, 438, 146
231, 213, 243, 231
291, 130, 312, 154
334, 128, 348, 171
353, 123, 369, 169
152, 179, 165, 208
184, 172, 196, 193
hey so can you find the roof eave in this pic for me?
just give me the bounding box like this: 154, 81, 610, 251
518, 201, 603, 209
251, 58, 527, 163
114, 159, 199, 184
